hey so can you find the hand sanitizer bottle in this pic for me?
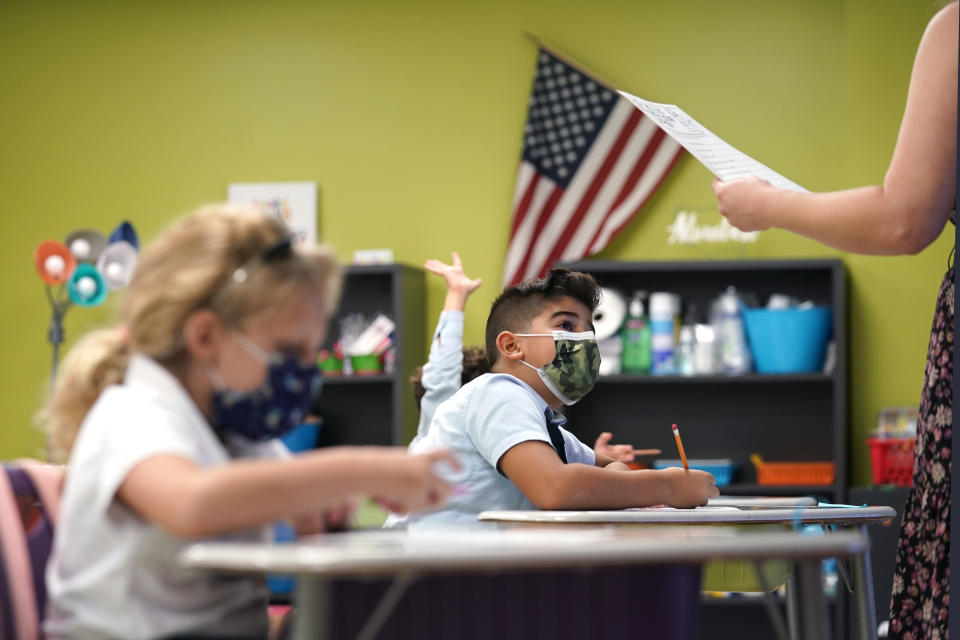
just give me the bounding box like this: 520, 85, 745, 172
621, 292, 652, 374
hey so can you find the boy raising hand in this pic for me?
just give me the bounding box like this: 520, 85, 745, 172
392, 267, 717, 528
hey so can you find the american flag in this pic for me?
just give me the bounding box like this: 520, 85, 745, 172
502, 48, 684, 286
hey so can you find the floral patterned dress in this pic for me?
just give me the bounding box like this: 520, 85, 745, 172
888, 248, 953, 640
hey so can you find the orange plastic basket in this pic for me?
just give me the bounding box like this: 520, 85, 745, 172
750, 454, 836, 486
867, 437, 914, 487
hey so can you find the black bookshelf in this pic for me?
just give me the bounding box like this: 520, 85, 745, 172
560, 258, 847, 501
312, 264, 425, 447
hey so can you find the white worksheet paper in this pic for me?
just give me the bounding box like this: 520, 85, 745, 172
618, 90, 808, 193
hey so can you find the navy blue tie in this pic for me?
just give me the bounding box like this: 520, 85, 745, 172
545, 408, 568, 463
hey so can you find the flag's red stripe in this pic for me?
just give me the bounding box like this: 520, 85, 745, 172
583, 126, 668, 254
594, 147, 683, 253
532, 108, 641, 278
507, 183, 564, 286
599, 145, 685, 249
509, 172, 541, 239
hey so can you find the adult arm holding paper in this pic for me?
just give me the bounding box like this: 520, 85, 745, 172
712, 2, 957, 255
712, 4, 956, 639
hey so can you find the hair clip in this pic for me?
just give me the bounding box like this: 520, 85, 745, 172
213, 237, 294, 306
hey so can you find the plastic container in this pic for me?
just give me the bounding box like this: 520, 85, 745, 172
750, 454, 835, 486
693, 323, 716, 375
267, 520, 297, 596
649, 292, 678, 375
741, 307, 832, 373
269, 422, 324, 596
621, 293, 652, 374
711, 287, 751, 374
676, 304, 700, 377
598, 336, 623, 376
867, 437, 914, 486
675, 325, 696, 376
653, 458, 736, 486
874, 406, 918, 438
316, 349, 343, 376
281, 421, 320, 453
349, 353, 382, 375
701, 545, 791, 592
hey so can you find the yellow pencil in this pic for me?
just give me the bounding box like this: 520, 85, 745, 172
672, 423, 689, 470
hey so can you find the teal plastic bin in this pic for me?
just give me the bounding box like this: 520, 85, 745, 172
741, 307, 832, 373
653, 459, 736, 486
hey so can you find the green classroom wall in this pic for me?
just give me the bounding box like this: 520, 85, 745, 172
0, 0, 951, 487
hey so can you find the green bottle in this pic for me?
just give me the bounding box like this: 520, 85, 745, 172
621, 292, 652, 374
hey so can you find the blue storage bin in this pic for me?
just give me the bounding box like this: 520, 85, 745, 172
268, 422, 320, 598
741, 307, 832, 374
653, 459, 736, 486
281, 421, 320, 453
267, 520, 297, 596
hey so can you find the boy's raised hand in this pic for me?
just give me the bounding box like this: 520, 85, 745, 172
425, 252, 483, 311
658, 467, 719, 508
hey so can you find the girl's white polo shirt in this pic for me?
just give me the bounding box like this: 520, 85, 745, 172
45, 354, 287, 640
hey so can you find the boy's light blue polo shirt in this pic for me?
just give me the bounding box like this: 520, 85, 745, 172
389, 372, 595, 529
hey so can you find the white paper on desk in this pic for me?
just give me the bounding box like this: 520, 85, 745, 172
618, 90, 808, 193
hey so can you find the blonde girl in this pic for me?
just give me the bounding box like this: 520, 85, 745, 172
41, 204, 456, 639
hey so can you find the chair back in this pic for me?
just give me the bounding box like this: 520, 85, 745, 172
0, 460, 64, 640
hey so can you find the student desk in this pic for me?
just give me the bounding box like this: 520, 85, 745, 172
478, 505, 896, 640
181, 527, 867, 640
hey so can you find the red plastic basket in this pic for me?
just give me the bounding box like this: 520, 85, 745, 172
867, 437, 914, 487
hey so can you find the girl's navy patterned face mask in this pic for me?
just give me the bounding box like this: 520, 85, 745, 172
208, 333, 322, 441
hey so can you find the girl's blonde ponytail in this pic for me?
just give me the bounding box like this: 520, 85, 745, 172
40, 328, 129, 463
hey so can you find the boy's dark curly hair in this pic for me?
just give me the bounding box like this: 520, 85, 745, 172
484, 267, 600, 368
410, 346, 489, 409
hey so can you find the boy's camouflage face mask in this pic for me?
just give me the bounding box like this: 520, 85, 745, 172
516, 331, 601, 405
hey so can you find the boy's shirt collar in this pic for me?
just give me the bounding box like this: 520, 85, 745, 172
487, 372, 567, 428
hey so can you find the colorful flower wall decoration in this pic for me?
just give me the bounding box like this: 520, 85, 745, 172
35, 221, 139, 376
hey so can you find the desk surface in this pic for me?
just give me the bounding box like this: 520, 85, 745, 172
478, 505, 897, 526
180, 528, 867, 578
